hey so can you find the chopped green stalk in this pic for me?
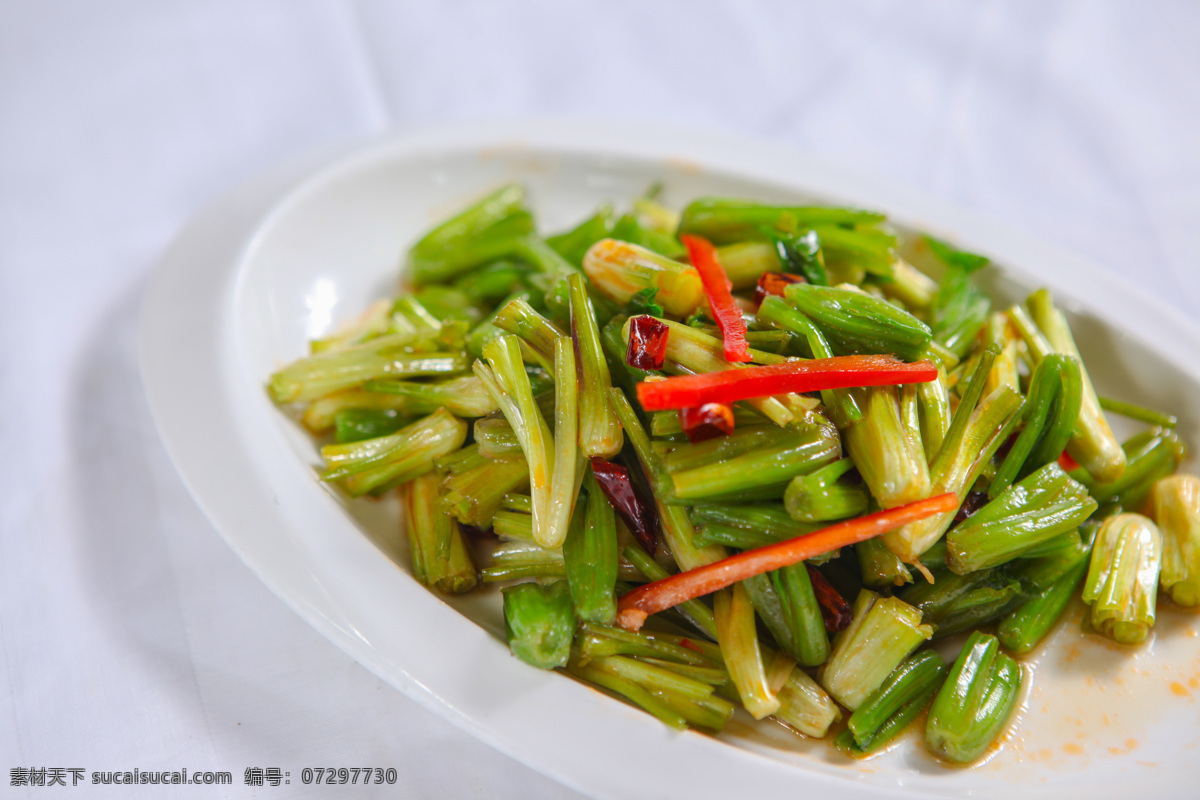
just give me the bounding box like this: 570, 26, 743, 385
883, 348, 1023, 563
501, 492, 533, 512
925, 236, 991, 360
476, 336, 562, 547
362, 374, 499, 418
1078, 427, 1186, 510
321, 408, 469, 497
856, 537, 913, 588
546, 337, 582, 549
677, 197, 885, 245
568, 659, 688, 730
409, 183, 527, 258
583, 239, 704, 317
773, 667, 842, 738
881, 257, 938, 311
606, 388, 674, 497
946, 462, 1097, 574
622, 546, 717, 638
715, 583, 780, 719
662, 424, 784, 473
836, 675, 941, 757
546, 205, 615, 267
402, 471, 478, 594
405, 190, 532, 284
637, 659, 729, 687
1083, 513, 1163, 644
594, 655, 719, 702
784, 458, 869, 522
333, 408, 408, 443
899, 566, 1019, 637
715, 241, 780, 288
982, 312, 1020, 396
925, 632, 1022, 763
844, 386, 931, 509
990, 355, 1083, 497
302, 388, 412, 434
568, 655, 735, 732
670, 418, 841, 502
1153, 474, 1200, 606
1026, 289, 1126, 483
575, 622, 720, 667
689, 505, 822, 538
477, 415, 529, 458
564, 475, 619, 624
570, 274, 624, 458
491, 297, 565, 366
998, 557, 1088, 654
483, 541, 565, 581
784, 283, 933, 363
848, 650, 946, 748
819, 590, 933, 710
755, 296, 863, 427
501, 580, 574, 669
1099, 396, 1178, 429
441, 453, 530, 528
492, 509, 534, 541
269, 333, 465, 404
769, 563, 831, 666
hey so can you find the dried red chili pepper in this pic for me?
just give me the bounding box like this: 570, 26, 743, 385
679, 402, 735, 443
590, 457, 660, 554
753, 271, 807, 307
625, 315, 670, 371
806, 564, 852, 632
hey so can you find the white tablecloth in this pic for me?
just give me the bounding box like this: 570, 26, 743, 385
3, 2, 1198, 797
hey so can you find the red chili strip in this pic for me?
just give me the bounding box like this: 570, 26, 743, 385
805, 564, 851, 632
1058, 450, 1081, 472
626, 315, 670, 371
590, 457, 660, 555
679, 402, 735, 443
616, 493, 959, 631
754, 271, 807, 308
635, 354, 939, 412
680, 234, 751, 363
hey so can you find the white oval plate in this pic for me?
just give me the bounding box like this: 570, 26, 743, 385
141, 120, 1200, 800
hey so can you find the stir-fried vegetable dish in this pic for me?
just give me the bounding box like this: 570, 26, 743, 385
268, 184, 1195, 764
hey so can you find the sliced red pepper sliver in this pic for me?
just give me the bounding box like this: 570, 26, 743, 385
626, 315, 670, 371
635, 354, 939, 411
615, 493, 959, 631
1058, 450, 1081, 472
680, 234, 751, 363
